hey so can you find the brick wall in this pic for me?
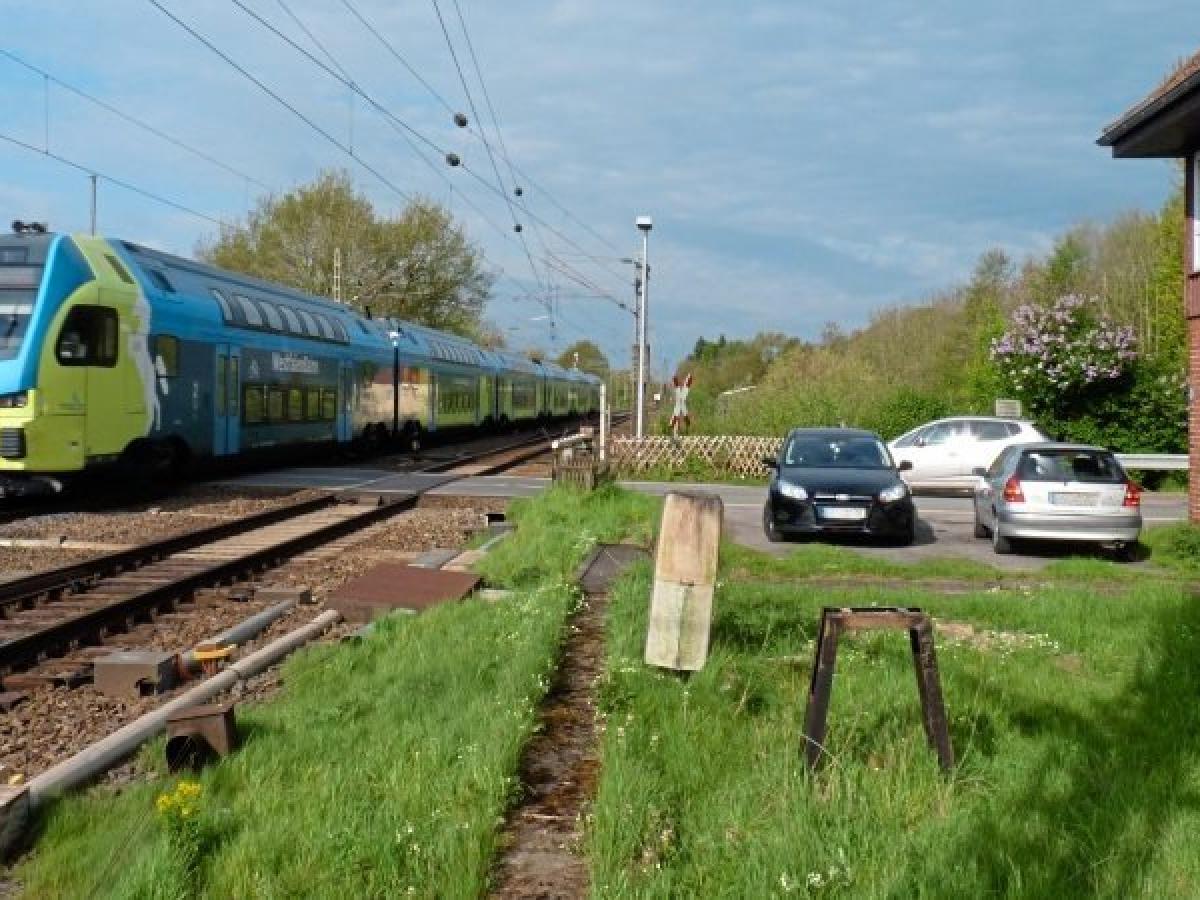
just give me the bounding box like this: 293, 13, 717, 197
1188, 158, 1199, 523
1190, 312, 1200, 522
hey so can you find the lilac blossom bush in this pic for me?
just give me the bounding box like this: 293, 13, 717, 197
990, 295, 1137, 413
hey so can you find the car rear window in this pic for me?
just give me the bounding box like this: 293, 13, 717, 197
1016, 449, 1123, 483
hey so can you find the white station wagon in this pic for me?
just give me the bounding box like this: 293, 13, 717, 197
888, 416, 1047, 492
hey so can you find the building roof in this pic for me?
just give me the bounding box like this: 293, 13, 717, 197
1098, 49, 1200, 157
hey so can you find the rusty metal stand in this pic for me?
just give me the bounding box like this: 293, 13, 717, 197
802, 607, 953, 772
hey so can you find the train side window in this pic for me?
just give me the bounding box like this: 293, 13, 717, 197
56, 306, 117, 367
243, 385, 265, 424
267, 387, 285, 422
320, 389, 336, 421
154, 335, 180, 377
210, 288, 236, 323
306, 389, 321, 421
330, 319, 348, 342
287, 388, 304, 422
297, 310, 319, 337
233, 294, 264, 327
279, 306, 303, 334
260, 302, 284, 332
147, 269, 175, 293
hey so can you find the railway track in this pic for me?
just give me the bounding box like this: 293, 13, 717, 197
0, 426, 565, 685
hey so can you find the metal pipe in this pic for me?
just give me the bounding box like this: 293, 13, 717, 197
178, 599, 297, 674
28, 609, 342, 809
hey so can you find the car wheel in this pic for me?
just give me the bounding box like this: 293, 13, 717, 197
763, 505, 784, 543
973, 508, 989, 539
992, 526, 1012, 555
896, 518, 916, 547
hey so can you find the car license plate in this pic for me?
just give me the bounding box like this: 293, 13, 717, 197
1050, 492, 1098, 507
818, 506, 867, 521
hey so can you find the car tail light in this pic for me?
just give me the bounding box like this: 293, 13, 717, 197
1122, 481, 1141, 508
1002, 476, 1024, 503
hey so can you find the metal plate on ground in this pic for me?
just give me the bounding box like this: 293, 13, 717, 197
329, 563, 481, 622
575, 544, 649, 595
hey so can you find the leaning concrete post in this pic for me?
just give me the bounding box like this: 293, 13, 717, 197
644, 491, 723, 671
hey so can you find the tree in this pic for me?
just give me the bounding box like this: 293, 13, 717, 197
198, 169, 493, 337
556, 340, 610, 376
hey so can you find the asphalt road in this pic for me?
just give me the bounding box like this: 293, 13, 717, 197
217, 467, 1188, 572
621, 480, 1188, 572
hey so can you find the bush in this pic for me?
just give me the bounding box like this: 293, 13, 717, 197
861, 388, 951, 440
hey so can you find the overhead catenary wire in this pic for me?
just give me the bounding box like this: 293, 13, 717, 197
242, 0, 517, 249
0, 129, 233, 228
147, 0, 622, 351
0, 48, 273, 193
147, 0, 415, 207
447, 0, 558, 294
229, 0, 626, 311
429, 0, 544, 294
327, 0, 629, 289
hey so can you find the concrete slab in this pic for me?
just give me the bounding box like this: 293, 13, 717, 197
93, 651, 178, 698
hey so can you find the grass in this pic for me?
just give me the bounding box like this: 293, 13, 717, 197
1141, 522, 1200, 575
588, 518, 1200, 897
12, 486, 655, 899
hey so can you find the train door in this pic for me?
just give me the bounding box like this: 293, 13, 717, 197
337, 361, 354, 442
59, 302, 124, 458
213, 344, 241, 455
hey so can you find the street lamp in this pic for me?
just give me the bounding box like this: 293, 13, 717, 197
635, 216, 652, 438
388, 330, 400, 439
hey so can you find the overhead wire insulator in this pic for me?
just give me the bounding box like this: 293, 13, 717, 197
453, 111, 468, 127
514, 186, 523, 197
445, 152, 461, 167
513, 223, 522, 233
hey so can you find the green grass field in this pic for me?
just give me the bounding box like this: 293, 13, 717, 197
11, 487, 655, 899
11, 491, 1200, 898
589, 533, 1200, 898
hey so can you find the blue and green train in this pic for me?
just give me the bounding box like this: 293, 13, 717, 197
0, 228, 600, 494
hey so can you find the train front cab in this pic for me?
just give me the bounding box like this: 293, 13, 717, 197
0, 233, 155, 493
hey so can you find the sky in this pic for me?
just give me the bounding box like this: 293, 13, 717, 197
0, 1, 1194, 375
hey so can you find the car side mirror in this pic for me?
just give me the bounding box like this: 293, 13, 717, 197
897, 460, 913, 472
972, 467, 987, 477
762, 456, 777, 470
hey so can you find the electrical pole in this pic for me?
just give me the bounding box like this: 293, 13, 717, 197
635, 216, 653, 438
89, 174, 97, 236
333, 247, 343, 303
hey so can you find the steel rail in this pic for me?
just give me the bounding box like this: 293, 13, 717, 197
0, 493, 337, 614
0, 424, 583, 674
0, 496, 408, 672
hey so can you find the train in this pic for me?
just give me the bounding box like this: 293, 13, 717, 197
0, 226, 601, 494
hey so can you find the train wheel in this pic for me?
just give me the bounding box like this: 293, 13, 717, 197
402, 422, 423, 452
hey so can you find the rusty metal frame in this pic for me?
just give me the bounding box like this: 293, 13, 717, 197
802, 606, 954, 772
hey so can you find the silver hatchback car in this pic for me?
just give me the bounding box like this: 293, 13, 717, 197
972, 443, 1142, 558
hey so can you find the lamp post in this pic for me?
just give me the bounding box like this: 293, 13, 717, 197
635, 216, 653, 438
389, 330, 400, 439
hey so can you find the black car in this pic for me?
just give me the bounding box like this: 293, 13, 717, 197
763, 428, 916, 545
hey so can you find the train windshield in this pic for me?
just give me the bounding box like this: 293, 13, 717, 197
0, 246, 44, 360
